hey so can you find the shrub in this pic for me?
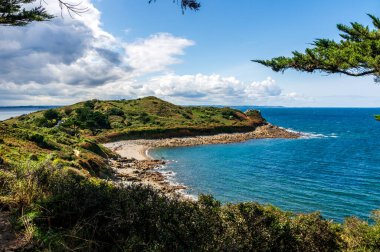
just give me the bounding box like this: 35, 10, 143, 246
138, 112, 151, 124
84, 100, 96, 109
29, 154, 38, 161
27, 133, 56, 149
64, 107, 73, 116
110, 122, 125, 129
43, 109, 60, 121
106, 107, 124, 116
221, 108, 240, 120
74, 107, 110, 134
34, 117, 49, 127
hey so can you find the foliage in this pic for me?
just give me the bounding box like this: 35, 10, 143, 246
0, 0, 200, 26
254, 15, 380, 82
0, 0, 53, 26
43, 109, 60, 121
221, 107, 241, 120
0, 161, 343, 251
0, 161, 379, 251
106, 107, 125, 117
74, 106, 110, 135
150, 0, 200, 12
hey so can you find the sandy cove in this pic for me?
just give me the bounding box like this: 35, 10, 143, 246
103, 124, 301, 196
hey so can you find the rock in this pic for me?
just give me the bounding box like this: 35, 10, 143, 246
126, 177, 141, 182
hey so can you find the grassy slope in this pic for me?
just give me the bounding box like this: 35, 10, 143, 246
0, 96, 265, 177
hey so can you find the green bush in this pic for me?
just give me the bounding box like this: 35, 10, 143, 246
43, 109, 60, 121
27, 133, 56, 149
0, 161, 346, 251
64, 107, 73, 116
107, 107, 124, 117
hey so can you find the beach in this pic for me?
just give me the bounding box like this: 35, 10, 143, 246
103, 123, 300, 196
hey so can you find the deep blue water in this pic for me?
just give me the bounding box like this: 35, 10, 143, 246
151, 108, 380, 222
0, 106, 56, 121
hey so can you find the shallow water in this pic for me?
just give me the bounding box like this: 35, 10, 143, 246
151, 108, 380, 221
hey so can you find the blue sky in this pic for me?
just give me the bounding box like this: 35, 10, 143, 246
0, 0, 379, 106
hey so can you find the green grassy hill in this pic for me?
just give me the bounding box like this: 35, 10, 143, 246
0, 96, 265, 177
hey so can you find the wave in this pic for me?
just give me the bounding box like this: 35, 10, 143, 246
281, 127, 339, 139
158, 160, 198, 200
300, 132, 339, 139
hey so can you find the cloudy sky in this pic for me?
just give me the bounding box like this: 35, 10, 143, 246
1, 0, 379, 106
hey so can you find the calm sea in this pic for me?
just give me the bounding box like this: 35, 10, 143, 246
0, 106, 57, 121
151, 107, 380, 222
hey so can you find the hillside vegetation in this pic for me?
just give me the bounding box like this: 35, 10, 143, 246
0, 96, 265, 177
0, 97, 379, 251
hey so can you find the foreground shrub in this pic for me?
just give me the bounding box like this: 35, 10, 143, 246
342, 212, 380, 251
1, 161, 380, 251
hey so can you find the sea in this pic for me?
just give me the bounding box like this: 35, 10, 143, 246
1, 106, 380, 222
150, 107, 380, 222
0, 106, 57, 121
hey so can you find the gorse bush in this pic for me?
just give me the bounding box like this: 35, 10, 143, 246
1, 160, 379, 251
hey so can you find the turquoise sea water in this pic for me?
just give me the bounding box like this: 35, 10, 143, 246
151, 108, 380, 222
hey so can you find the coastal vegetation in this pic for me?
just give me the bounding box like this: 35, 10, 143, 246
0, 96, 380, 251
254, 14, 380, 82
0, 96, 265, 178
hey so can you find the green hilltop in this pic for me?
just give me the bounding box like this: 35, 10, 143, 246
0, 96, 265, 176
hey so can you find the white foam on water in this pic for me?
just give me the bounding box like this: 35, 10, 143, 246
300, 132, 339, 139
281, 127, 339, 139
157, 159, 198, 200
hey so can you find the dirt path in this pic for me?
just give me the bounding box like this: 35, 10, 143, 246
0, 212, 29, 251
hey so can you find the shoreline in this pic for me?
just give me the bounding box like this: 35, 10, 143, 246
103, 123, 301, 196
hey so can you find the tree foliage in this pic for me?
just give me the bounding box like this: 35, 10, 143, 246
150, 0, 201, 12
253, 15, 380, 81
43, 109, 60, 121
0, 0, 201, 26
0, 0, 53, 26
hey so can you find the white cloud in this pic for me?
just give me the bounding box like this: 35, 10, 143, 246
0, 1, 194, 88
137, 75, 289, 104
125, 33, 195, 74
0, 1, 304, 106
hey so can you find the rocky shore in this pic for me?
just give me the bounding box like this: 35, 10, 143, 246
103, 123, 301, 196
108, 157, 187, 195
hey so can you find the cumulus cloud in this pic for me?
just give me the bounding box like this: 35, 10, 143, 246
137, 75, 286, 104
0, 1, 194, 87
0, 1, 304, 106
125, 33, 195, 74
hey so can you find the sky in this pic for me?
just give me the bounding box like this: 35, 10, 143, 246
0, 0, 379, 107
